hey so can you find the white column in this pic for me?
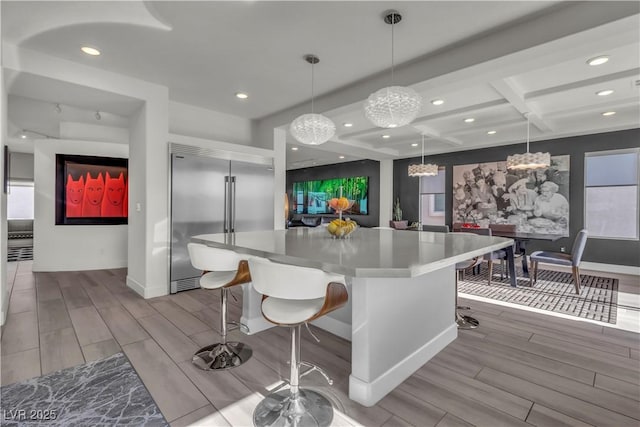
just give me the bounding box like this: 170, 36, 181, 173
0, 29, 8, 325
273, 128, 287, 230
379, 159, 393, 226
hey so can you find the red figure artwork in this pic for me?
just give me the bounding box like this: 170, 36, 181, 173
101, 172, 126, 217
65, 174, 84, 217
56, 154, 128, 225
122, 178, 128, 217
82, 172, 105, 217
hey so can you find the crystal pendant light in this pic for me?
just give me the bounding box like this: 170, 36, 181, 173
290, 55, 336, 145
364, 10, 423, 129
506, 113, 550, 170
408, 135, 438, 176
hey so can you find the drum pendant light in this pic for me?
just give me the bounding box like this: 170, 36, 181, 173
290, 55, 336, 145
506, 113, 550, 170
408, 135, 438, 176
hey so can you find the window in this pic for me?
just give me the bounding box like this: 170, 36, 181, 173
420, 167, 446, 226
7, 181, 35, 220
585, 149, 639, 240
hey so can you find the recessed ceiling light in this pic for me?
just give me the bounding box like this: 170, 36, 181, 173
235, 92, 248, 99
411, 143, 419, 147
596, 89, 614, 96
587, 55, 609, 66
339, 155, 345, 159
602, 111, 616, 116
291, 147, 299, 151
20, 134, 27, 139
464, 118, 475, 123
343, 123, 353, 128
431, 99, 444, 106
382, 134, 390, 139
81, 46, 101, 56
388, 124, 398, 128
487, 130, 497, 135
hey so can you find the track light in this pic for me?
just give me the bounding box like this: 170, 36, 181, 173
95, 111, 102, 120
55, 103, 62, 113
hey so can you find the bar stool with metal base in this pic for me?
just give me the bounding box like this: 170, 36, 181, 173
455, 257, 481, 329
248, 257, 348, 427
187, 243, 253, 371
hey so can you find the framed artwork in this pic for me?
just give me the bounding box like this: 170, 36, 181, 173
452, 155, 570, 236
55, 154, 128, 225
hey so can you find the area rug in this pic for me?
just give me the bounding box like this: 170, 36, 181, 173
458, 265, 618, 324
7, 246, 33, 262
0, 353, 168, 426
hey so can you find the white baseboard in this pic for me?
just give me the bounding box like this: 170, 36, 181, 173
33, 261, 128, 272
311, 316, 352, 341
126, 276, 168, 299
348, 323, 457, 407
580, 261, 640, 277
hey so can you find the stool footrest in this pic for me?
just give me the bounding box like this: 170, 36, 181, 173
299, 361, 333, 385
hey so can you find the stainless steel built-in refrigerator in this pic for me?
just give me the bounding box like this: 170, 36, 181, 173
170, 149, 274, 293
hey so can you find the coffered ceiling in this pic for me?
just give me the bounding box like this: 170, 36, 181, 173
2, 1, 639, 169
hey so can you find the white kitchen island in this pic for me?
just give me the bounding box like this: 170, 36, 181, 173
191, 227, 514, 407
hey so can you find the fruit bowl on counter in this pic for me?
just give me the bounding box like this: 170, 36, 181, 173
327, 218, 358, 239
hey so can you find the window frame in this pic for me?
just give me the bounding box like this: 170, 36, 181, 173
584, 148, 640, 241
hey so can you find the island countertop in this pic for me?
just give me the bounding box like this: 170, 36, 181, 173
191, 227, 514, 278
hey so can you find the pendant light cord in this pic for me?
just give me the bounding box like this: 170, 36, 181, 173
310, 60, 315, 114
526, 113, 530, 153
390, 12, 395, 86
421, 135, 425, 164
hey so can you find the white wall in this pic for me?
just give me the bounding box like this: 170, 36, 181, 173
9, 152, 34, 181
169, 101, 252, 147
33, 139, 128, 271
1, 30, 9, 325
59, 122, 129, 145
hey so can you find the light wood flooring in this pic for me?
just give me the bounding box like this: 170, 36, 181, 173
1, 261, 639, 426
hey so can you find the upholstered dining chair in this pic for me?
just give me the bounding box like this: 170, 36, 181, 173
248, 257, 348, 427
529, 229, 588, 294
422, 224, 450, 232
187, 243, 253, 370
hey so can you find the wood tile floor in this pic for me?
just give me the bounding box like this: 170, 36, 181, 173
1, 261, 639, 426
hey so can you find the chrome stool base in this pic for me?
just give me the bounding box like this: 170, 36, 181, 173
253, 388, 333, 427
456, 312, 479, 330
191, 342, 252, 371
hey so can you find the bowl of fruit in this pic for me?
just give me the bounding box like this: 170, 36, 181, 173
327, 218, 358, 239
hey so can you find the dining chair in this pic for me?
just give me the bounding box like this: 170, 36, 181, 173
422, 224, 450, 232
459, 227, 509, 284
529, 229, 588, 294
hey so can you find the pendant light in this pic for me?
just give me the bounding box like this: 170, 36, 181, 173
506, 113, 550, 170
408, 135, 438, 176
364, 10, 423, 129
290, 55, 336, 145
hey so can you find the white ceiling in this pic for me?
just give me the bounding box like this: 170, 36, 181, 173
2, 1, 639, 169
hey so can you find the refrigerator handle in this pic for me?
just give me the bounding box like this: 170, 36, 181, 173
224, 175, 230, 233
231, 176, 237, 232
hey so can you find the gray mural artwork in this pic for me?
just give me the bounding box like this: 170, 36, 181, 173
452, 155, 570, 236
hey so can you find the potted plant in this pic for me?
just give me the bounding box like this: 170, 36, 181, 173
389, 198, 408, 229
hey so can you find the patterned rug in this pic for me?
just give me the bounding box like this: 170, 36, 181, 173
458, 264, 618, 324
7, 246, 33, 262
0, 353, 167, 426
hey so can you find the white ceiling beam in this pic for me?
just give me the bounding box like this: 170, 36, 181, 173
411, 123, 464, 146
525, 68, 640, 99
491, 77, 552, 132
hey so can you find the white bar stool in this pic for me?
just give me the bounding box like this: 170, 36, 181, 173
248, 257, 348, 427
187, 243, 253, 370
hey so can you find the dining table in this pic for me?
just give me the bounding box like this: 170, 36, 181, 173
191, 227, 515, 406
487, 230, 563, 277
